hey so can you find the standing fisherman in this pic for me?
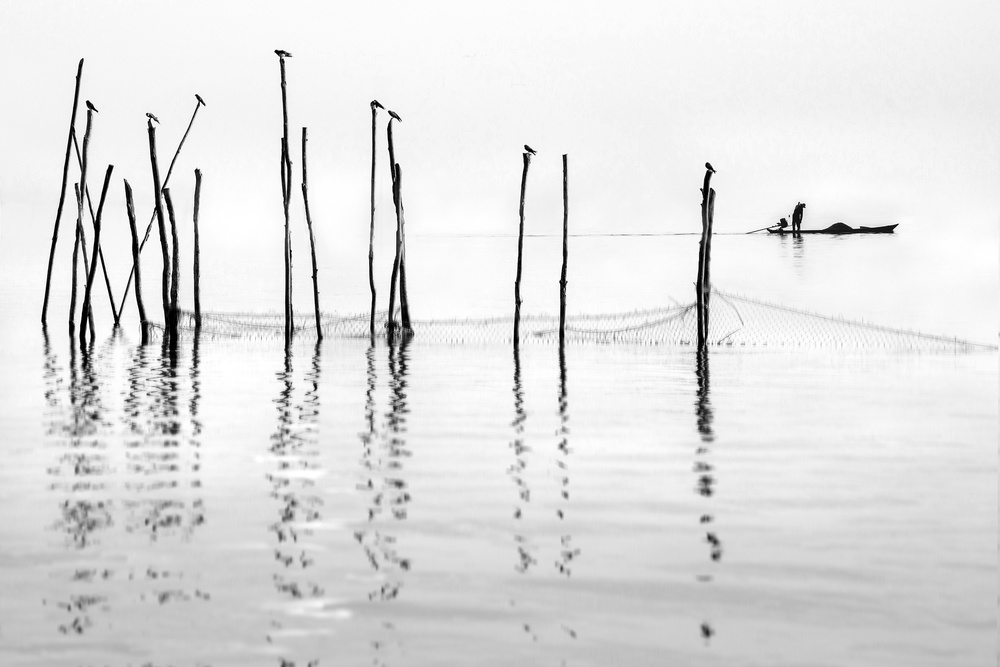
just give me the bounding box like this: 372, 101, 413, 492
792, 202, 806, 234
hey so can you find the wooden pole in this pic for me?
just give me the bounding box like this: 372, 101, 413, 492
706, 188, 716, 309
277, 52, 293, 343
301, 127, 322, 340
387, 113, 400, 185
163, 188, 181, 338
124, 180, 149, 344
394, 163, 411, 332
193, 168, 202, 333
386, 171, 402, 338
513, 152, 531, 346
75, 106, 97, 339
147, 120, 171, 337
696, 167, 714, 349
385, 114, 402, 337
42, 57, 83, 327
559, 153, 568, 347
368, 101, 380, 339
80, 165, 114, 348
116, 96, 205, 322
71, 135, 118, 325
68, 184, 83, 337
282, 136, 293, 342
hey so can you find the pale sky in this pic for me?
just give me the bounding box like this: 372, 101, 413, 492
0, 0, 997, 332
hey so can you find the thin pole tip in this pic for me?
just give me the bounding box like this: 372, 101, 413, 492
195, 94, 206, 107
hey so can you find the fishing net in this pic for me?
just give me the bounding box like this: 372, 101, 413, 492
150, 288, 995, 351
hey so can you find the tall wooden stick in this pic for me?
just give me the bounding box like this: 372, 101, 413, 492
80, 165, 114, 348
163, 188, 181, 338
42, 58, 84, 326
276, 51, 293, 343
368, 101, 381, 339
116, 95, 205, 322
696, 166, 715, 349
301, 128, 322, 340
560, 154, 569, 347
393, 163, 411, 332
282, 136, 293, 342
71, 135, 118, 324
386, 112, 400, 185
124, 180, 149, 344
386, 171, 402, 337
385, 113, 402, 336
75, 105, 97, 339
69, 184, 83, 337
147, 119, 171, 335
193, 169, 203, 333
513, 152, 531, 346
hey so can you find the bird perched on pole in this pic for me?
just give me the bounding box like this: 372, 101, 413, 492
371, 99, 384, 111
85, 100, 98, 113
388, 110, 402, 122
274, 49, 292, 58
524, 145, 536, 155
705, 162, 716, 173
195, 94, 206, 107
146, 112, 160, 124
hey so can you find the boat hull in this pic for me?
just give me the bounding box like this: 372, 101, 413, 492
767, 223, 898, 235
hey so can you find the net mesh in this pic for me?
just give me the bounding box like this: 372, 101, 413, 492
152, 288, 995, 351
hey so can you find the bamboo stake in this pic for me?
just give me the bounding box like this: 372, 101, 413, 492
115, 95, 205, 323
147, 119, 171, 336
71, 134, 118, 324
193, 169, 202, 333
163, 188, 181, 338
696, 166, 714, 349
386, 170, 402, 338
124, 180, 149, 344
386, 111, 400, 186
75, 105, 97, 339
300, 128, 322, 340
513, 151, 531, 346
385, 112, 402, 336
69, 184, 82, 337
282, 136, 293, 342
368, 100, 382, 339
394, 163, 411, 332
559, 153, 568, 347
276, 50, 293, 343
42, 58, 83, 326
80, 165, 114, 348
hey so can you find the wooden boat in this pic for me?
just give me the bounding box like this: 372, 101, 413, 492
767, 222, 898, 235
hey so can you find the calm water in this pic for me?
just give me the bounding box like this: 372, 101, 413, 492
0, 328, 994, 666
1, 224, 997, 666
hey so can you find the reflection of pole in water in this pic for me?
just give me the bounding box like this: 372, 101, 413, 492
508, 344, 537, 584
46, 336, 112, 636
265, 342, 325, 666
694, 346, 720, 644
354, 340, 412, 661
554, 342, 580, 577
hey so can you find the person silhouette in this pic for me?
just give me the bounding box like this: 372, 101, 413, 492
792, 202, 806, 234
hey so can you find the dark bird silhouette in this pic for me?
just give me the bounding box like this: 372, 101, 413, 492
85, 100, 98, 113
701, 622, 714, 640
146, 112, 160, 124
274, 49, 292, 58
705, 162, 716, 173
388, 110, 402, 122
371, 99, 384, 110
195, 94, 206, 107
524, 145, 536, 155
